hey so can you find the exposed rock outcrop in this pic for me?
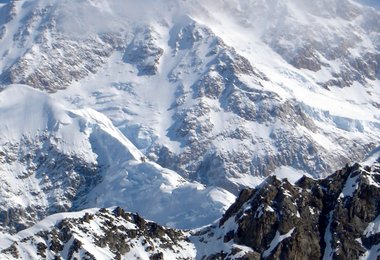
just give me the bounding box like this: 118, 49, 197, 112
203, 160, 380, 259
3, 159, 380, 259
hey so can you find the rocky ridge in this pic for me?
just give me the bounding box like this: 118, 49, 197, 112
2, 156, 380, 259
1, 207, 195, 260
197, 155, 380, 259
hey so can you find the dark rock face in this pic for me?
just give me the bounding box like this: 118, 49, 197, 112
202, 161, 380, 259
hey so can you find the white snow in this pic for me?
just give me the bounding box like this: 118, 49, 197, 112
364, 174, 380, 188
0, 85, 70, 141
229, 175, 264, 188
360, 215, 380, 260
340, 173, 360, 198
0, 207, 198, 260
190, 216, 252, 258
323, 212, 334, 260
37, 0, 380, 189
360, 244, 380, 260
84, 160, 236, 229
263, 228, 295, 258
364, 214, 380, 238
271, 166, 313, 184
0, 84, 235, 230
363, 147, 380, 166
357, 0, 380, 10
0, 208, 100, 250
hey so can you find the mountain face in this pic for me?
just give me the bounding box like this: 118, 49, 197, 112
0, 0, 380, 258
0, 0, 379, 195
0, 85, 235, 233
2, 157, 380, 259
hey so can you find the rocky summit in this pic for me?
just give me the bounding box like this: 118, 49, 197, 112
2, 157, 380, 259
0, 207, 195, 259
207, 156, 380, 259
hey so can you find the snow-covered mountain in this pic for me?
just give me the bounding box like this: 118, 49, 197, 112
0, 0, 379, 194
2, 156, 380, 259
0, 0, 380, 256
0, 85, 234, 233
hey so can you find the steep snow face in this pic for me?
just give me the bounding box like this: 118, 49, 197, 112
0, 85, 234, 232
195, 0, 380, 87
0, 85, 109, 160
0, 0, 380, 193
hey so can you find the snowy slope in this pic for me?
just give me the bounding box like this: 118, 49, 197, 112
0, 84, 235, 233
0, 0, 379, 194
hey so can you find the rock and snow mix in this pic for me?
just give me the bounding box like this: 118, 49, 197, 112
0, 85, 235, 233
2, 159, 380, 259
0, 0, 379, 259
0, 0, 379, 194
